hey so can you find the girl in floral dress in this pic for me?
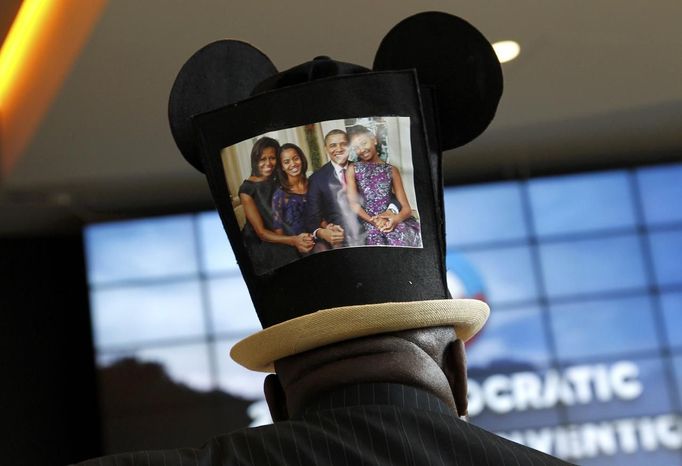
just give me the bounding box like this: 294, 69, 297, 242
345, 127, 422, 247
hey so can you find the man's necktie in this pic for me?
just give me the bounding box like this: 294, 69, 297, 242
340, 167, 347, 189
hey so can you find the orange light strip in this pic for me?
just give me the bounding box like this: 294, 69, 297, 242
0, 0, 53, 107
0, 0, 107, 176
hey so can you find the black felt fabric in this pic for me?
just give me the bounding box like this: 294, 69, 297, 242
373, 12, 503, 150
192, 71, 450, 328
420, 85, 450, 298
168, 40, 277, 172
251, 57, 370, 95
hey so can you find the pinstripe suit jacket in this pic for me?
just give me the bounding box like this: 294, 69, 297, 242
74, 383, 573, 465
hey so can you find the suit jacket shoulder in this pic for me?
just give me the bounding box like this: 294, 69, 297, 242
308, 161, 335, 186
305, 161, 342, 232
73, 384, 575, 466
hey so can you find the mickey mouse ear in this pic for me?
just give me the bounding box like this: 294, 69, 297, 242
169, 40, 277, 172
373, 12, 503, 150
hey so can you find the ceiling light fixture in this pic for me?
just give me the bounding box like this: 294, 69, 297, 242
492, 40, 520, 64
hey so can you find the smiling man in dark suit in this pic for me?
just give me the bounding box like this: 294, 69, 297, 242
305, 129, 358, 249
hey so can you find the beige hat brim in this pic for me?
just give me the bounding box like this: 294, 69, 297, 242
230, 299, 490, 373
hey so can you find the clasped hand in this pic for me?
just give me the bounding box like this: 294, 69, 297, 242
370, 211, 398, 233
318, 224, 345, 247
294, 233, 315, 253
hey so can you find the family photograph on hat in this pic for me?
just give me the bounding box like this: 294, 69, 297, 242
221, 116, 423, 275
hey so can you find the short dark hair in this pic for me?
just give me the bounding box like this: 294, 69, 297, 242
324, 129, 349, 145
276, 143, 309, 192
250, 137, 280, 176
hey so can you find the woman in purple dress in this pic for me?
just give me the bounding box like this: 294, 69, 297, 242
346, 126, 422, 247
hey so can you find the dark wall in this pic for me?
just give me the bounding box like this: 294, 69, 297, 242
0, 235, 101, 465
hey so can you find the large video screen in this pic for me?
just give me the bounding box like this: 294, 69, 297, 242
84, 163, 682, 464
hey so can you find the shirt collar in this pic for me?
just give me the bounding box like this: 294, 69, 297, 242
297, 383, 454, 418
329, 160, 347, 173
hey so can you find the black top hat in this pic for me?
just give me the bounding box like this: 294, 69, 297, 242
168, 12, 502, 372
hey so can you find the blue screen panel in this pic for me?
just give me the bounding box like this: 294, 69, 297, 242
467, 306, 550, 370
85, 215, 198, 285
528, 171, 636, 237
673, 354, 682, 403
539, 234, 648, 298
212, 339, 265, 400
636, 164, 682, 227
661, 292, 682, 349
207, 277, 261, 334
91, 281, 205, 349
648, 230, 682, 288
446, 250, 486, 299
550, 295, 660, 361
443, 181, 527, 247
197, 212, 240, 275
456, 246, 538, 306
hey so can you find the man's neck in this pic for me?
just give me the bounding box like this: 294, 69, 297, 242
275, 334, 457, 418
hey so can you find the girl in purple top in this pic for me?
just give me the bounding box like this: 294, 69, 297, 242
272, 143, 313, 240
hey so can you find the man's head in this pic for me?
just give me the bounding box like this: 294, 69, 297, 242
324, 129, 350, 166
264, 326, 468, 422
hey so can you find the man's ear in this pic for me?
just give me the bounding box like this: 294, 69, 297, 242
264, 374, 289, 422
443, 339, 468, 417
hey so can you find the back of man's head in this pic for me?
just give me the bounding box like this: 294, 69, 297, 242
264, 326, 469, 422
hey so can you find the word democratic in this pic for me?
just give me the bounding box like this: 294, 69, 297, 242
468, 361, 641, 415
